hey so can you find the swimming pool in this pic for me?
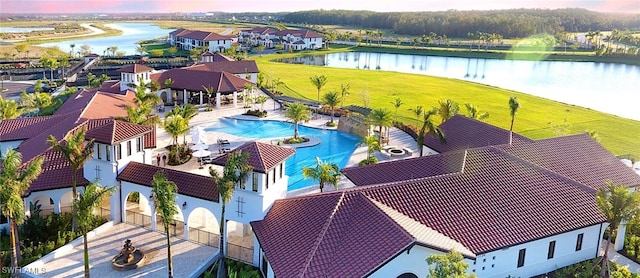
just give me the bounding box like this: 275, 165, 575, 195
205, 118, 362, 191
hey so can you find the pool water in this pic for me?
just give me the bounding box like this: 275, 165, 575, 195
205, 118, 362, 191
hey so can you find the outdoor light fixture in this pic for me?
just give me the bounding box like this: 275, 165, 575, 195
182, 201, 187, 209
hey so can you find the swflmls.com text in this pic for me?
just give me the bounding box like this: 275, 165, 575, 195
1, 266, 46, 274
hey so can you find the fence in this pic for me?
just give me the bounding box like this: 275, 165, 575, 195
125, 210, 152, 228
227, 242, 254, 264
98, 207, 111, 221
189, 227, 219, 247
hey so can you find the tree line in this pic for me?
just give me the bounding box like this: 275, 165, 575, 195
281, 8, 640, 38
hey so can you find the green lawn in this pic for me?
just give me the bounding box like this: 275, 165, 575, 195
251, 46, 640, 159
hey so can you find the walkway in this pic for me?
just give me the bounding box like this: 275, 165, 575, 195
153, 93, 420, 196
604, 240, 640, 273
29, 223, 217, 278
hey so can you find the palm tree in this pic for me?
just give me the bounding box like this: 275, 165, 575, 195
0, 96, 22, 120
254, 95, 268, 111
437, 99, 459, 123
86, 72, 95, 87
75, 182, 115, 278
166, 104, 198, 144
368, 108, 392, 145
596, 180, 640, 278
464, 103, 489, 121
69, 43, 76, 57
284, 102, 310, 139
340, 83, 350, 107
409, 105, 423, 128
508, 96, 520, 144
417, 109, 445, 156
134, 79, 162, 109
163, 115, 189, 163
151, 170, 179, 278
391, 97, 403, 122
47, 126, 94, 232
322, 91, 340, 124
363, 135, 381, 161
309, 75, 328, 102
0, 150, 44, 278
209, 151, 252, 278
303, 157, 341, 193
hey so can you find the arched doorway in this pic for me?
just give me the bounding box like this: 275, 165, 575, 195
59, 191, 74, 214
186, 207, 219, 247
124, 191, 152, 228
30, 195, 55, 216
226, 219, 254, 264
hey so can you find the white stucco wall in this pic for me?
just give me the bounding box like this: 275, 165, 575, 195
208, 40, 232, 52
368, 223, 605, 278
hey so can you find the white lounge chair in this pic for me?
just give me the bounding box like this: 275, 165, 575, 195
403, 147, 414, 155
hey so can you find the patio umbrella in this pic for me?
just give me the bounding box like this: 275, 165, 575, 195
191, 126, 208, 145
190, 142, 209, 151
192, 144, 212, 169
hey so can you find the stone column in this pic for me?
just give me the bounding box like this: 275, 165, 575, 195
233, 91, 238, 108
216, 92, 221, 108
183, 89, 187, 106
199, 91, 203, 106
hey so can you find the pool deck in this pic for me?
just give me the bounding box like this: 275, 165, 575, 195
155, 95, 419, 196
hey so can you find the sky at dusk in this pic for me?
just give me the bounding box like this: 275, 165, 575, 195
1, 0, 639, 14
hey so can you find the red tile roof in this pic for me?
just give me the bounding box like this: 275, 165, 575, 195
117, 64, 154, 74
150, 69, 252, 93
500, 133, 640, 190
26, 148, 90, 195
188, 60, 259, 75
117, 162, 219, 202
276, 29, 324, 38
211, 141, 295, 173
423, 115, 532, 153
252, 192, 413, 277
172, 29, 233, 41
0, 114, 70, 141
341, 151, 466, 186
255, 134, 634, 276
85, 119, 153, 144
243, 27, 277, 35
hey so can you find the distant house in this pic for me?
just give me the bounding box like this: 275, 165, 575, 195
169, 28, 234, 53
250, 116, 640, 278
239, 27, 325, 50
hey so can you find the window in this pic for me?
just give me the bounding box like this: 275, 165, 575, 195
548, 241, 556, 259
97, 144, 102, 159
137, 137, 142, 152
115, 144, 122, 160
517, 249, 526, 267
127, 141, 132, 156
272, 168, 276, 183
279, 163, 283, 178
252, 173, 259, 192
105, 145, 110, 161
576, 233, 584, 251
265, 172, 269, 189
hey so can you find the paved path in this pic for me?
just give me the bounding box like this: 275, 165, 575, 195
604, 240, 640, 273
33, 223, 217, 278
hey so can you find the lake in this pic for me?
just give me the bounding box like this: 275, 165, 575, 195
277, 52, 640, 121
38, 23, 172, 56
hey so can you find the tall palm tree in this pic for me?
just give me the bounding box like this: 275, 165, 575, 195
363, 135, 381, 161
47, 126, 94, 232
464, 103, 489, 121
0, 96, 22, 120
0, 150, 44, 278
596, 180, 640, 278
284, 102, 310, 139
151, 170, 179, 278
408, 105, 423, 128
508, 96, 520, 144
340, 83, 350, 107
209, 151, 252, 278
70, 43, 76, 58
368, 108, 392, 145
134, 79, 163, 109
302, 157, 341, 192
437, 99, 459, 123
75, 182, 115, 278
322, 91, 340, 124
309, 75, 327, 102
417, 109, 445, 156
391, 97, 403, 122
